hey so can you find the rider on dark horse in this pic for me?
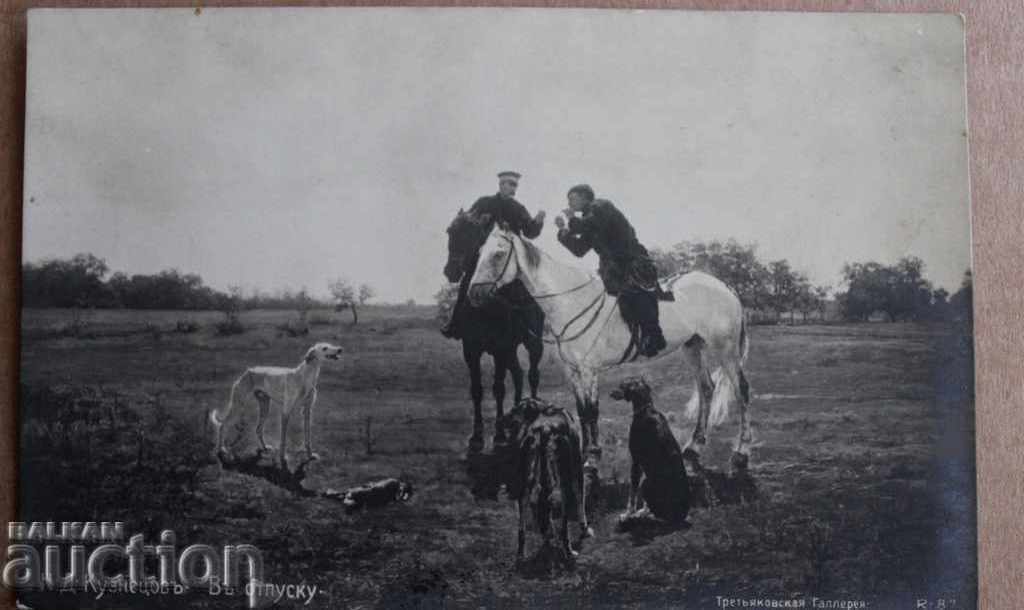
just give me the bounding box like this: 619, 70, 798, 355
555, 184, 669, 358
441, 171, 547, 339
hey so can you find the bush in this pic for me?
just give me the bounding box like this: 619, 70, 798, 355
175, 319, 200, 334
277, 320, 310, 337
215, 315, 246, 336
308, 312, 334, 326
19, 384, 216, 521
144, 321, 164, 341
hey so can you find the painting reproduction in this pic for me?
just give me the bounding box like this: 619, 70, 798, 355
16, 8, 975, 609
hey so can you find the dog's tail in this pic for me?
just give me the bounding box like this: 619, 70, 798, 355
210, 371, 248, 430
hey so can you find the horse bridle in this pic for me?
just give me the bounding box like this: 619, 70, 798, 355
470, 232, 518, 297
478, 232, 609, 344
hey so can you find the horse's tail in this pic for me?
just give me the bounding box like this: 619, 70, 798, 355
708, 313, 749, 426
708, 368, 734, 427
739, 313, 750, 365
684, 382, 701, 422
685, 313, 748, 426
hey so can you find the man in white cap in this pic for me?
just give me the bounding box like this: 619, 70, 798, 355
467, 171, 545, 237
441, 171, 546, 339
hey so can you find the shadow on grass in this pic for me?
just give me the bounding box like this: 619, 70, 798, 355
218, 450, 320, 496
464, 445, 516, 501
616, 512, 692, 546
515, 544, 579, 579
688, 464, 760, 508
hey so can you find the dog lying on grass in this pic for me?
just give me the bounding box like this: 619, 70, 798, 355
611, 376, 690, 524
331, 478, 415, 514
497, 397, 591, 568
210, 342, 343, 469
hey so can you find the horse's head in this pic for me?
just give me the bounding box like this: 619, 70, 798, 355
467, 223, 521, 306
443, 209, 490, 283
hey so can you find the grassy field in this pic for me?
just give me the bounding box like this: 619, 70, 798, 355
17, 307, 976, 609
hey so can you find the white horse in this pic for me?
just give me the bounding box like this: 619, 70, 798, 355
468, 225, 753, 473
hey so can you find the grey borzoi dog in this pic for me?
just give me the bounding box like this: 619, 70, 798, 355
210, 342, 344, 468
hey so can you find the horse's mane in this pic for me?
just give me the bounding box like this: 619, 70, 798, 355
447, 209, 483, 234
517, 236, 542, 269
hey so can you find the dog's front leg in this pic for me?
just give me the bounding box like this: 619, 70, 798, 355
620, 459, 643, 522
561, 510, 577, 562
255, 393, 272, 452
302, 388, 320, 460
279, 395, 292, 470
516, 497, 527, 569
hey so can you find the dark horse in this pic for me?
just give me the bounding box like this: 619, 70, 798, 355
444, 210, 545, 454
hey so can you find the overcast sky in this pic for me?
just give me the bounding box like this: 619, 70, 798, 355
24, 9, 970, 303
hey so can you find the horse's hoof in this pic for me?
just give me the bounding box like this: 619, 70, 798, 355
306, 451, 321, 461
579, 526, 595, 541
731, 451, 749, 472
618, 511, 633, 523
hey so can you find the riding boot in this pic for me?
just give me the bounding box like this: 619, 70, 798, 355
617, 291, 639, 339
639, 292, 667, 357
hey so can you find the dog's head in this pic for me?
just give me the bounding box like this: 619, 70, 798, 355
610, 376, 653, 406
496, 397, 548, 444
304, 342, 344, 363
394, 480, 414, 502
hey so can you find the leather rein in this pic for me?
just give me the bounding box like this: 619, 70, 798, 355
480, 233, 610, 347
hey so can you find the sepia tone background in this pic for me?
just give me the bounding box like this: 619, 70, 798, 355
0, 1, 1020, 608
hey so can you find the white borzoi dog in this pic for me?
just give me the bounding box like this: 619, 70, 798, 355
210, 342, 344, 468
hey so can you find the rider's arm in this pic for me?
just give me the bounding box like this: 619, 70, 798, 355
557, 225, 592, 257
512, 201, 544, 239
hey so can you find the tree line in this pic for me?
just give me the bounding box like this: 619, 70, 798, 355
651, 240, 970, 323
21, 253, 376, 315
650, 240, 830, 321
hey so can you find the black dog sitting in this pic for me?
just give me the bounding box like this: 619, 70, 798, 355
610, 376, 690, 524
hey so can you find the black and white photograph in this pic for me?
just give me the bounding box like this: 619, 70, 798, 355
15, 8, 975, 608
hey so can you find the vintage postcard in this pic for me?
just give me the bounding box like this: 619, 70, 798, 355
16, 8, 974, 609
